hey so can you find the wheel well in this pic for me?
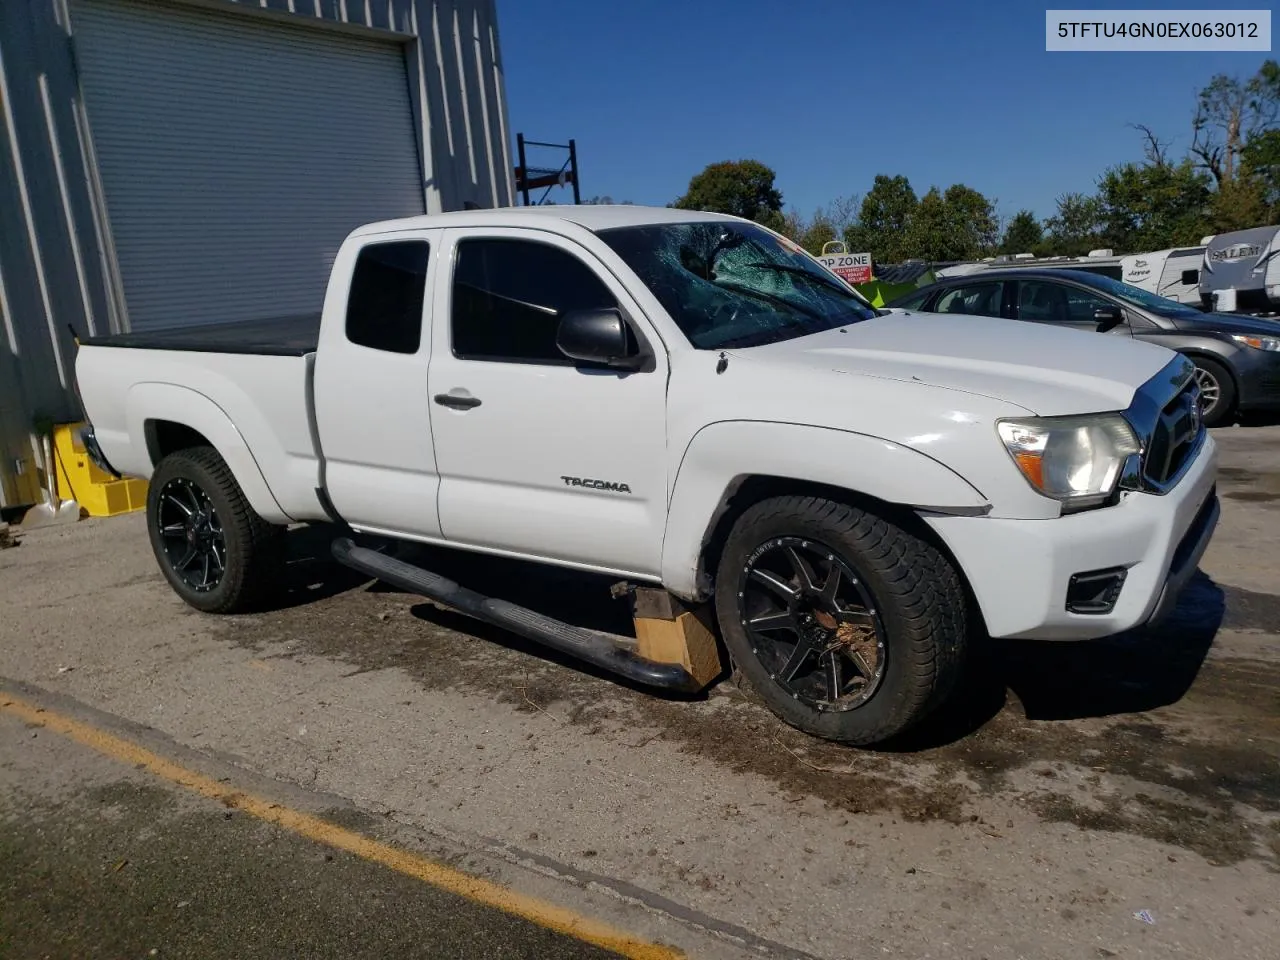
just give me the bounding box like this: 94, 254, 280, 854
1180, 351, 1238, 399
696, 474, 990, 635
145, 420, 212, 467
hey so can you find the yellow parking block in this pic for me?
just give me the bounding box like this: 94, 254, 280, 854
52, 422, 147, 518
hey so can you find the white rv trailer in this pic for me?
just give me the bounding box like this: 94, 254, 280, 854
1120, 242, 1211, 305
1199, 225, 1280, 316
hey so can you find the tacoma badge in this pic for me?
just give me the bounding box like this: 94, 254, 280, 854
561, 476, 632, 494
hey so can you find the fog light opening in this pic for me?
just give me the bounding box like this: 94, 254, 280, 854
1066, 567, 1128, 615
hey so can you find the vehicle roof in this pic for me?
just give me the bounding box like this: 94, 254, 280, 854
927, 267, 1118, 283
351, 204, 740, 237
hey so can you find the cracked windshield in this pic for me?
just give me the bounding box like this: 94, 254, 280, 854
601, 221, 879, 349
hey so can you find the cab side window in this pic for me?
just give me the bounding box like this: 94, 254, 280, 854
451, 238, 618, 364
345, 241, 431, 354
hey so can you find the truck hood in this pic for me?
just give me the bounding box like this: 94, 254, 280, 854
730, 310, 1175, 416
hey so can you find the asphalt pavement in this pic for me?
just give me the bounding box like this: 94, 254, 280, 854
0, 709, 627, 960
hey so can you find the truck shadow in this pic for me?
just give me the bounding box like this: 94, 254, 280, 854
403, 603, 717, 700
270, 526, 1228, 737
889, 570, 1227, 750
273, 526, 718, 698
269, 525, 373, 609
1002, 571, 1225, 721
393, 541, 722, 700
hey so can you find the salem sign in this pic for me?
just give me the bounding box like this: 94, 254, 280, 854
815, 251, 872, 285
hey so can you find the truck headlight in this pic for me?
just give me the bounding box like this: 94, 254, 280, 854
1229, 333, 1280, 352
997, 413, 1140, 511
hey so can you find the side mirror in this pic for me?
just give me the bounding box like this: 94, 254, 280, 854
556, 309, 644, 369
1093, 306, 1124, 331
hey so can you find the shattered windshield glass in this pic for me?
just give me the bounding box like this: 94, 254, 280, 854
598, 221, 879, 349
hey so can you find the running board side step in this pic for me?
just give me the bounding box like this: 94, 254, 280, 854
331, 538, 703, 693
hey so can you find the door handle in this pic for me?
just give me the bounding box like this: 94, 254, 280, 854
434, 393, 482, 409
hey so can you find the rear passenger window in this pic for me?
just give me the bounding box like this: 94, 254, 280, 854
451, 238, 617, 363
345, 241, 430, 354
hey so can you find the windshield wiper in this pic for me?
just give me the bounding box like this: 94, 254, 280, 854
709, 278, 823, 321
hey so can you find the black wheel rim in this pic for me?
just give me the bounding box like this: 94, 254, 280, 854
156, 477, 226, 593
737, 537, 887, 712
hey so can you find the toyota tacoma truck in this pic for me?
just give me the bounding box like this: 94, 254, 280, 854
73, 206, 1220, 745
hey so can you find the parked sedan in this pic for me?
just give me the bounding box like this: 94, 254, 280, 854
887, 268, 1280, 426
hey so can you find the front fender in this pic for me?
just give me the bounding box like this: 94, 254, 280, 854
661, 420, 989, 599
125, 383, 291, 524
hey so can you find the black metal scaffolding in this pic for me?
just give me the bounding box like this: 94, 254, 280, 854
513, 133, 580, 205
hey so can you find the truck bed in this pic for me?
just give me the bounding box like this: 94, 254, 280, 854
80, 314, 320, 357
74, 314, 326, 525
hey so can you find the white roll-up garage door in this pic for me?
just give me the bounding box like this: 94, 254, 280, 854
70, 0, 426, 331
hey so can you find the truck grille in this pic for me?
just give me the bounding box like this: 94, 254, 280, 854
1141, 379, 1203, 489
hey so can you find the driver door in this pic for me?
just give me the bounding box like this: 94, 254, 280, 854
425, 227, 669, 577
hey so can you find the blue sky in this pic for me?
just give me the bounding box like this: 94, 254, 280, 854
495, 0, 1271, 222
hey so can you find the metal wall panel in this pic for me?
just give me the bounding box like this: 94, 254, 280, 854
71, 0, 428, 330
0, 0, 515, 507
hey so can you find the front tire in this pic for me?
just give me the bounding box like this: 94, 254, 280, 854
146, 446, 285, 614
1190, 357, 1235, 427
714, 495, 968, 746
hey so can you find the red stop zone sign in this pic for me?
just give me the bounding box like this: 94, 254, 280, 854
816, 252, 872, 285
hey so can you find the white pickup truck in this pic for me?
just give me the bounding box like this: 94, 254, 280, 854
74, 206, 1219, 745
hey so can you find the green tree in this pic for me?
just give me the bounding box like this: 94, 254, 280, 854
1209, 177, 1270, 232
999, 210, 1044, 254
799, 217, 838, 255
778, 210, 805, 241
1239, 127, 1280, 219
1042, 192, 1105, 256
777, 195, 859, 254
843, 174, 918, 262
900, 184, 998, 261
903, 187, 950, 260
942, 183, 999, 258
673, 160, 784, 229
1096, 160, 1212, 252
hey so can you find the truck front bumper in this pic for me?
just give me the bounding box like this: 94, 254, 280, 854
924, 432, 1219, 640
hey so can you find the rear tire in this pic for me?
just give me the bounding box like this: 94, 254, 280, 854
714, 495, 968, 746
1189, 356, 1235, 427
146, 446, 285, 614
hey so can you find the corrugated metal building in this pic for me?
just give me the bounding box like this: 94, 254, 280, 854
0, 0, 515, 510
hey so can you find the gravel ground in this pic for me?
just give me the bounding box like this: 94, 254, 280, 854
1, 425, 1278, 959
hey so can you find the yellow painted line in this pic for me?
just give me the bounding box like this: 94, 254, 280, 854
1, 694, 684, 960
